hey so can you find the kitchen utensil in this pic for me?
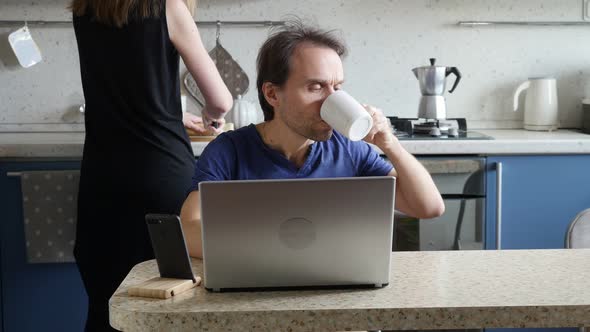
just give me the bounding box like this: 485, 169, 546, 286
183, 23, 249, 107
320, 90, 373, 141
8, 25, 43, 68
412, 58, 461, 120
231, 95, 260, 129
513, 77, 559, 131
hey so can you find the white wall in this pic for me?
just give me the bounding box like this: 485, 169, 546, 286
1, 0, 590, 131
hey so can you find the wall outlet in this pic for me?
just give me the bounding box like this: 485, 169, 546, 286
584, 0, 590, 21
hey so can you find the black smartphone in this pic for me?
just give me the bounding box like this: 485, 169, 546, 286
145, 214, 195, 281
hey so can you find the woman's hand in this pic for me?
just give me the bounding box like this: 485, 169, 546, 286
201, 109, 226, 135
183, 111, 226, 135
182, 112, 209, 135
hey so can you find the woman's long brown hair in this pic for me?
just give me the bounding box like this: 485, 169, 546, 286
70, 0, 196, 27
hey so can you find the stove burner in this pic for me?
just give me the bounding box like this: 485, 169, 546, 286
413, 121, 438, 129
387, 117, 492, 140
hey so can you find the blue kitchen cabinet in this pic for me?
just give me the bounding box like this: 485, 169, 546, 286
485, 155, 590, 332
0, 161, 87, 332
486, 155, 590, 249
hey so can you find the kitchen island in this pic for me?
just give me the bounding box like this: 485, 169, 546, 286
109, 249, 590, 332
2, 130, 590, 331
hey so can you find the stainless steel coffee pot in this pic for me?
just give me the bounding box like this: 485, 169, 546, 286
412, 58, 461, 119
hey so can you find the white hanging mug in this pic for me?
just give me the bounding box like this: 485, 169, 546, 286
513, 77, 559, 131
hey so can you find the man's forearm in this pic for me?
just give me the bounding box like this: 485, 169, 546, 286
381, 140, 445, 219
182, 218, 203, 259
180, 192, 204, 259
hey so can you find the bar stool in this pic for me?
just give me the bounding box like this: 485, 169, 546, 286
565, 208, 590, 332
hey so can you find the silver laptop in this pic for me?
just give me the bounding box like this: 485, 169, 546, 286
199, 176, 396, 292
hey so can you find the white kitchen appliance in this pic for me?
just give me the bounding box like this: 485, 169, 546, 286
513, 77, 559, 131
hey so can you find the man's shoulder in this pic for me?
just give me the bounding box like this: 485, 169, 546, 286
210, 124, 256, 144
227, 123, 255, 136
201, 124, 258, 153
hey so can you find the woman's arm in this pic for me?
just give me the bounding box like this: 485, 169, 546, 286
166, 0, 233, 127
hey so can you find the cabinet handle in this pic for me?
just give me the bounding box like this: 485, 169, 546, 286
496, 162, 503, 250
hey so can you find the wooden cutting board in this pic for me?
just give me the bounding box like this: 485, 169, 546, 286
187, 123, 234, 142
189, 135, 218, 142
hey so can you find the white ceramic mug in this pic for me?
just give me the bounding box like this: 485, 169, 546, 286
320, 91, 373, 141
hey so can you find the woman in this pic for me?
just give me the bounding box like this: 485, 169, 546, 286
70, 0, 233, 330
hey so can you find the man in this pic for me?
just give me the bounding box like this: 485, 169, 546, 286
180, 21, 444, 258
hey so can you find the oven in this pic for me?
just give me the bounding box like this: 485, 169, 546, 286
393, 157, 486, 252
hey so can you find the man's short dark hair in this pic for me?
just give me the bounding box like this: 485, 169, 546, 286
256, 19, 348, 121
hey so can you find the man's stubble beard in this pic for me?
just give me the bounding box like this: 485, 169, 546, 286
287, 117, 333, 142
309, 128, 333, 142
279, 105, 333, 142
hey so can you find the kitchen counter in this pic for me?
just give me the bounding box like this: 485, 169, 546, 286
109, 249, 590, 332
400, 129, 590, 155
1, 129, 590, 158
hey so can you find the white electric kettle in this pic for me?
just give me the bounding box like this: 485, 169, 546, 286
513, 77, 559, 131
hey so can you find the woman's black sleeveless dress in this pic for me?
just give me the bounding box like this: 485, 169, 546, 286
73, 5, 194, 331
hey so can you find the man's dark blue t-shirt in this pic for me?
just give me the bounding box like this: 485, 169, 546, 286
190, 124, 393, 191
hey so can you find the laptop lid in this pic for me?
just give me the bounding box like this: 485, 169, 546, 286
199, 176, 395, 291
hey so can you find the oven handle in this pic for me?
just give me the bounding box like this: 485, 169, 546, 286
441, 194, 484, 199
496, 162, 503, 250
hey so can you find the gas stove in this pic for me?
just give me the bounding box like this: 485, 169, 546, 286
387, 117, 493, 140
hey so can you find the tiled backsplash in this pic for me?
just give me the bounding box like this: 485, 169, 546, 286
1, 0, 590, 131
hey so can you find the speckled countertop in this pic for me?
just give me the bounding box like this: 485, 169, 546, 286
1, 130, 590, 158
110, 249, 590, 332
400, 129, 590, 155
